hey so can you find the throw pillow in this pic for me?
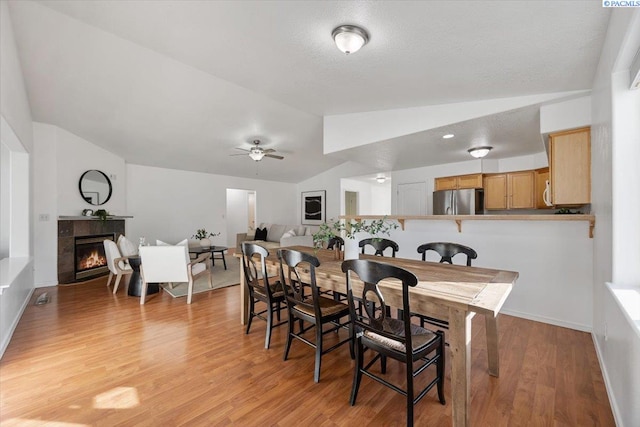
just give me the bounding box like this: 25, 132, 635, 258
117, 235, 138, 257
281, 229, 297, 239
254, 227, 267, 241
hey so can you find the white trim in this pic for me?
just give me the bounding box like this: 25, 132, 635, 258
500, 308, 592, 333
592, 334, 624, 427
0, 287, 34, 359
0, 256, 31, 294
606, 282, 640, 339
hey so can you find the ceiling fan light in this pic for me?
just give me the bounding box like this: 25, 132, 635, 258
332, 25, 369, 55
249, 149, 265, 161
468, 146, 493, 158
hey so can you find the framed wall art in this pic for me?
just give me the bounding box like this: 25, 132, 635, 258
301, 190, 326, 225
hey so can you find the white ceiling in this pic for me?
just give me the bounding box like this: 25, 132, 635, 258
7, 1, 610, 182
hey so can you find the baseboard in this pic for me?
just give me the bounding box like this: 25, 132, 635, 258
500, 308, 592, 332
0, 287, 35, 359
592, 333, 624, 427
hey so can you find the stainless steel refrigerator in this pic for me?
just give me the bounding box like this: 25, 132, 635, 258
433, 189, 484, 215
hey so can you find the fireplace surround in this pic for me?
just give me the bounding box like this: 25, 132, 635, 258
58, 218, 125, 284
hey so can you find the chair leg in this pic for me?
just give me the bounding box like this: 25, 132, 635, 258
207, 271, 213, 289
406, 358, 414, 427
437, 331, 446, 404
187, 278, 194, 304
283, 314, 294, 361
113, 274, 123, 294
265, 301, 273, 349
106, 272, 114, 288
314, 322, 323, 383
381, 355, 387, 374
140, 279, 148, 305
276, 301, 281, 321
350, 339, 363, 406
246, 297, 255, 335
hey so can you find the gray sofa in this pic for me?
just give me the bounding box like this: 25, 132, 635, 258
236, 223, 316, 253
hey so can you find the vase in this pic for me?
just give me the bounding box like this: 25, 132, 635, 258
199, 238, 211, 248
343, 236, 361, 260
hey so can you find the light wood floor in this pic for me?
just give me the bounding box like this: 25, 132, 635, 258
0, 278, 615, 426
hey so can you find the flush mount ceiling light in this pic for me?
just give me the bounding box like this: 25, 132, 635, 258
442, 134, 455, 139
376, 175, 387, 183
332, 25, 369, 55
468, 146, 493, 159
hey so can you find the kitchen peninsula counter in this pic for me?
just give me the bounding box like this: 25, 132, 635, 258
339, 214, 596, 238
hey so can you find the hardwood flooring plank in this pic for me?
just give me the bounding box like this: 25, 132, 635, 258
0, 279, 615, 426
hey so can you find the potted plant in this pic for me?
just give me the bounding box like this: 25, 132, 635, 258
192, 228, 220, 248
93, 209, 110, 223
313, 216, 399, 260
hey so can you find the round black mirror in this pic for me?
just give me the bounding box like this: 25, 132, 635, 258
79, 170, 112, 206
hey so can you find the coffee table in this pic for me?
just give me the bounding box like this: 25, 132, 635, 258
189, 246, 228, 269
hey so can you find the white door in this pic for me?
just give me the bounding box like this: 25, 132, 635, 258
397, 182, 426, 215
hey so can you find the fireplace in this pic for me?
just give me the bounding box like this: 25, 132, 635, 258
75, 234, 114, 280
58, 218, 125, 284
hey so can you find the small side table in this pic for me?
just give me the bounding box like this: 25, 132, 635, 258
127, 256, 159, 297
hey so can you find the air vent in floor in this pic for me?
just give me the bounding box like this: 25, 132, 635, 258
34, 293, 50, 305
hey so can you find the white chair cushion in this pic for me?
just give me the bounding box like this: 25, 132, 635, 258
156, 239, 190, 264
117, 235, 138, 257
191, 262, 206, 275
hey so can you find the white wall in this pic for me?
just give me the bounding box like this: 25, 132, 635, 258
590, 8, 640, 427
0, 0, 34, 359
375, 217, 594, 331
32, 123, 127, 286
540, 96, 592, 134
126, 164, 298, 249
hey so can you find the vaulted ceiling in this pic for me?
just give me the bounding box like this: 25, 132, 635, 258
7, 1, 610, 182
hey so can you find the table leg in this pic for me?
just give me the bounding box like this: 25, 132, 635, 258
485, 314, 500, 377
449, 308, 472, 427
220, 251, 227, 270
239, 259, 248, 325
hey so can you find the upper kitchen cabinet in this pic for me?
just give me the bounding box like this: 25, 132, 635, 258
435, 173, 483, 191
484, 171, 535, 210
548, 127, 591, 206
534, 167, 552, 209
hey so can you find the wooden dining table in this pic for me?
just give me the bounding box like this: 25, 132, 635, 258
237, 246, 518, 427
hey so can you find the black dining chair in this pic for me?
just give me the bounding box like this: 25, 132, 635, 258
278, 248, 352, 383
342, 259, 445, 427
327, 236, 344, 251
241, 242, 288, 349
413, 242, 478, 330
417, 242, 477, 266
359, 238, 399, 257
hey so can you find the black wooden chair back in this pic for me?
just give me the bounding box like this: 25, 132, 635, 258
359, 238, 399, 257
241, 242, 276, 299
277, 248, 321, 318
417, 242, 477, 266
327, 236, 344, 251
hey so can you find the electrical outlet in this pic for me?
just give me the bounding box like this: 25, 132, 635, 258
39, 214, 50, 221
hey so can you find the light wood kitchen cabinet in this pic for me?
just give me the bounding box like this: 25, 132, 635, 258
535, 167, 552, 209
435, 173, 483, 191
484, 171, 535, 210
549, 127, 591, 205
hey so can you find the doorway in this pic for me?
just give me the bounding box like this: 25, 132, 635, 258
344, 191, 358, 234
226, 189, 256, 252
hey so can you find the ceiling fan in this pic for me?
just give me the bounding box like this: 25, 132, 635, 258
232, 140, 284, 161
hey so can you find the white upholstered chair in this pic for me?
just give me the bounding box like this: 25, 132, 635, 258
104, 239, 133, 294
138, 241, 212, 305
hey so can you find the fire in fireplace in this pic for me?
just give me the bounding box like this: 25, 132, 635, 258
75, 234, 114, 280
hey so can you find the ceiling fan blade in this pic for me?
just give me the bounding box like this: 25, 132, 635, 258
262, 148, 276, 153
234, 147, 250, 152
264, 154, 284, 160
230, 153, 248, 156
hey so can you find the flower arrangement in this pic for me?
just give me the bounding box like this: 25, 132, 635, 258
312, 216, 399, 248
192, 229, 221, 240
